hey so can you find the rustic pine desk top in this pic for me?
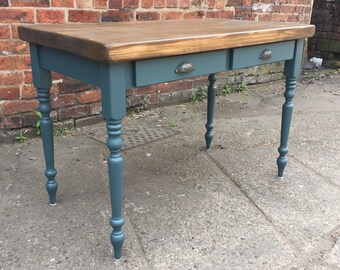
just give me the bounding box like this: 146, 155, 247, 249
19, 19, 314, 62
19, 19, 315, 261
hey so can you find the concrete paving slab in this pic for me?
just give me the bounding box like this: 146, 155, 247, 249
207, 145, 340, 254
291, 140, 340, 187
122, 139, 299, 269
0, 136, 149, 270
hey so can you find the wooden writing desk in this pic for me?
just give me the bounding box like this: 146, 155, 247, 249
19, 19, 315, 260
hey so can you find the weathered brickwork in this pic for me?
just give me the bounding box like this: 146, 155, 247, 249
308, 0, 340, 67
0, 0, 313, 133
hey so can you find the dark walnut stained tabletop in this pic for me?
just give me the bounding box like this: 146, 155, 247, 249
18, 19, 315, 62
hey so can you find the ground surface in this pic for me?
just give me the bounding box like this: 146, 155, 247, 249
1, 72, 340, 269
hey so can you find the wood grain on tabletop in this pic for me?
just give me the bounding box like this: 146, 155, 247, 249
18, 19, 315, 62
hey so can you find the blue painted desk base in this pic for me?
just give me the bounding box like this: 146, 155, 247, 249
30, 39, 304, 260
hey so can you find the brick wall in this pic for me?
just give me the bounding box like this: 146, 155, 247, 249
0, 0, 314, 136
308, 0, 340, 67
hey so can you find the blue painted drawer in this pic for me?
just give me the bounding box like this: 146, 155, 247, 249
231, 41, 295, 69
134, 50, 230, 87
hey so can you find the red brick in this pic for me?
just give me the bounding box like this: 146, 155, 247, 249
58, 105, 90, 121
76, 0, 92, 8
0, 8, 34, 23
161, 11, 183, 20
0, 40, 30, 54
166, 0, 177, 8
0, 0, 8, 7
0, 25, 10, 39
15, 55, 31, 69
37, 9, 65, 23
215, 0, 224, 9
142, 0, 153, 8
0, 87, 20, 100
68, 10, 100, 23
51, 93, 77, 108
148, 93, 158, 105
220, 9, 235, 18
206, 11, 221, 18
11, 0, 49, 7
24, 71, 32, 84
258, 13, 272, 21
109, 0, 123, 9
156, 81, 176, 93
0, 71, 24, 85
0, 56, 15, 70
124, 0, 139, 8
51, 0, 74, 7
21, 85, 37, 99
154, 0, 165, 8
243, 0, 252, 7
89, 101, 102, 115
93, 0, 108, 8
0, 116, 22, 129
129, 85, 156, 95
11, 24, 19, 38
136, 11, 160, 21
179, 0, 189, 8
207, 0, 214, 8
2, 99, 38, 115
174, 80, 193, 91
101, 10, 134, 22
272, 13, 287, 22
77, 89, 101, 104
184, 11, 205, 19
89, 102, 102, 115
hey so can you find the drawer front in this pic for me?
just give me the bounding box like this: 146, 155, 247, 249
135, 50, 229, 87
231, 41, 295, 70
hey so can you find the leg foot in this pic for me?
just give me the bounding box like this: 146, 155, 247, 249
205, 73, 217, 150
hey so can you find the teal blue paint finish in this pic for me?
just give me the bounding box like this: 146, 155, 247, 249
205, 73, 217, 150
106, 120, 125, 260
100, 63, 127, 120
231, 41, 295, 69
284, 39, 305, 78
30, 44, 58, 205
277, 39, 304, 178
38, 46, 101, 87
134, 50, 229, 87
100, 63, 127, 260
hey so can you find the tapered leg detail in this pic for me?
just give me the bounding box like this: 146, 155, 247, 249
277, 77, 296, 178
38, 88, 58, 205
106, 120, 125, 260
205, 73, 218, 150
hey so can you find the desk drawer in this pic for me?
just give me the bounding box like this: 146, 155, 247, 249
231, 41, 295, 69
134, 50, 229, 87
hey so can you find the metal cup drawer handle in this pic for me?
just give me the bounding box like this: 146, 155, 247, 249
175, 61, 196, 74
259, 49, 272, 60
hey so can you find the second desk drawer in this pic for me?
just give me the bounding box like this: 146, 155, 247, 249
231, 41, 295, 69
134, 50, 229, 87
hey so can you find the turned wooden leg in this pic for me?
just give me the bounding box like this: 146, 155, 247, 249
30, 44, 58, 205
100, 62, 127, 260
106, 119, 125, 260
277, 77, 296, 178
205, 73, 218, 150
277, 39, 304, 178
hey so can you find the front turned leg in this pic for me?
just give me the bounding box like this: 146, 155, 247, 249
38, 87, 58, 205
106, 119, 125, 260
277, 77, 296, 178
205, 73, 217, 150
